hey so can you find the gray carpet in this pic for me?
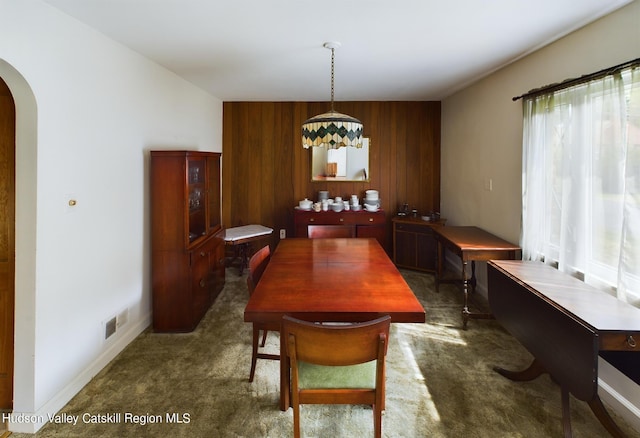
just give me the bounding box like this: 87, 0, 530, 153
10, 268, 638, 437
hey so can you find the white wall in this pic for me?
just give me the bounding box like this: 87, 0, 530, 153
0, 0, 222, 432
441, 0, 640, 431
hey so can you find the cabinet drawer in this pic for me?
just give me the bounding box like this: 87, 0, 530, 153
295, 210, 386, 225
299, 214, 349, 225
352, 212, 386, 225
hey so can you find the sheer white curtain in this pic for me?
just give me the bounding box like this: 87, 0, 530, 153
521, 65, 640, 306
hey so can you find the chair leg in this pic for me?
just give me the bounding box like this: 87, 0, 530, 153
293, 401, 301, 438
249, 326, 260, 382
374, 404, 382, 438
260, 329, 268, 347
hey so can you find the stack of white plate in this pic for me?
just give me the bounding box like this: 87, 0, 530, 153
364, 190, 380, 211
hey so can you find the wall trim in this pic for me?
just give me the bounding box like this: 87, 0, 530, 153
8, 315, 151, 434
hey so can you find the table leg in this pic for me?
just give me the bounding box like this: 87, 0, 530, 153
461, 258, 493, 328
494, 358, 547, 382
435, 240, 443, 293
562, 387, 573, 438
470, 260, 477, 293
280, 332, 290, 411
462, 260, 470, 329
238, 243, 250, 275
495, 360, 628, 438
227, 243, 251, 276
587, 395, 629, 438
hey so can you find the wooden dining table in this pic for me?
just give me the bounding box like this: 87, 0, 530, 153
243, 237, 426, 410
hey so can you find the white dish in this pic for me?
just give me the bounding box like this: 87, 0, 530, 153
295, 206, 312, 211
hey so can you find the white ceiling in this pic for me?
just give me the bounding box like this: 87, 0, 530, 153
43, 0, 632, 102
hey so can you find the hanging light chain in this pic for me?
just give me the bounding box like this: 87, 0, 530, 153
330, 47, 335, 112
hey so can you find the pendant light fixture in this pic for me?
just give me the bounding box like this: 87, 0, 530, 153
302, 42, 363, 149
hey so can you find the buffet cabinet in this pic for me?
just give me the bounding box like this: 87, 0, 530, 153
150, 151, 225, 332
392, 217, 445, 273
293, 209, 386, 247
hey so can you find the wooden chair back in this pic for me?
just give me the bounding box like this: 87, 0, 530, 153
307, 224, 355, 239
282, 315, 391, 438
247, 245, 270, 295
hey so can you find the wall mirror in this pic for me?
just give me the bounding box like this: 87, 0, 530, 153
311, 138, 370, 182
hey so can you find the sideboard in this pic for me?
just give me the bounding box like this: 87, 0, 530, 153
392, 216, 445, 273
293, 209, 386, 247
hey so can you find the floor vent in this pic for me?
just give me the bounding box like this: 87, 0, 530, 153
105, 317, 117, 340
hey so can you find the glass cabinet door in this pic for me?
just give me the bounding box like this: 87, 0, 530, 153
187, 158, 206, 242
207, 154, 221, 232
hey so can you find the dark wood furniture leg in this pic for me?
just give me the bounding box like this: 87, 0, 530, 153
587, 396, 628, 438
461, 259, 492, 329
435, 240, 443, 293
493, 358, 547, 381
562, 387, 573, 438
461, 260, 470, 329
497, 363, 629, 438
238, 242, 250, 275
227, 242, 251, 276
280, 331, 291, 411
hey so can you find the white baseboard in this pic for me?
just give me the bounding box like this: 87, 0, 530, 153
8, 314, 151, 434
598, 359, 640, 433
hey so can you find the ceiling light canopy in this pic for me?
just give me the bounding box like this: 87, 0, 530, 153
302, 42, 363, 149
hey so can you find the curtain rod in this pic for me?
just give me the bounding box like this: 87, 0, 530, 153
512, 58, 640, 101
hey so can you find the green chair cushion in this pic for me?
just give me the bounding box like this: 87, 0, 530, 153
298, 360, 377, 389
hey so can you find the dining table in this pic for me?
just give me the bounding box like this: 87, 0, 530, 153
243, 237, 426, 410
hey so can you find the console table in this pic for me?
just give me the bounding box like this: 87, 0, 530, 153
293, 209, 386, 248
433, 226, 521, 329
488, 260, 640, 438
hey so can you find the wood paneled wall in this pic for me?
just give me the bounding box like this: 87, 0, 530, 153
222, 101, 441, 252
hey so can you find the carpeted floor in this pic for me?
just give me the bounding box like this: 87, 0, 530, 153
9, 268, 639, 437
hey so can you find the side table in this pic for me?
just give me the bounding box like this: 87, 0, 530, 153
433, 226, 521, 329
221, 225, 273, 275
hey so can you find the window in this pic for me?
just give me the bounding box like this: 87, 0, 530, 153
521, 65, 640, 307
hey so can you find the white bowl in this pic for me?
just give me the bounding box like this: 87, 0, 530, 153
331, 202, 344, 212
364, 204, 378, 212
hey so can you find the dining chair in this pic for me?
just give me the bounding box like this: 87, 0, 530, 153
281, 314, 391, 438
247, 245, 279, 382
307, 224, 355, 238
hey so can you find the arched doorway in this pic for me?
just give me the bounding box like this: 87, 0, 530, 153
0, 60, 38, 432
0, 76, 15, 411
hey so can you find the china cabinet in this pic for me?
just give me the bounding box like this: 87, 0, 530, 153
392, 216, 445, 273
150, 150, 225, 332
